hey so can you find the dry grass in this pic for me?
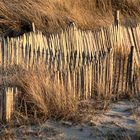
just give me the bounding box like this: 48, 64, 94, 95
0, 63, 139, 139
0, 64, 112, 123
1, 65, 78, 122
0, 0, 140, 36
0, 49, 139, 123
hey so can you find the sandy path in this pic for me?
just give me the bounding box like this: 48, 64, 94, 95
0, 100, 140, 140
44, 100, 140, 140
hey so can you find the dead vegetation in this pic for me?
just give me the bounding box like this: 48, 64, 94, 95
1, 64, 110, 124
0, 0, 140, 36
0, 62, 139, 124
8, 65, 79, 122
0, 63, 139, 139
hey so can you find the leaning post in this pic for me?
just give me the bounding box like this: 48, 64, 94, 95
0, 87, 18, 123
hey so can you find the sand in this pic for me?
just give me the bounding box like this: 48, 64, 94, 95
0, 100, 140, 140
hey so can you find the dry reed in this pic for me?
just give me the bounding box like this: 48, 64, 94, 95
12, 65, 78, 122
0, 0, 140, 36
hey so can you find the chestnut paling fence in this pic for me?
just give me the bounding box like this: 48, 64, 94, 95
0, 23, 140, 121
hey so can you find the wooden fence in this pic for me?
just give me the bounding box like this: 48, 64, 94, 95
0, 23, 140, 121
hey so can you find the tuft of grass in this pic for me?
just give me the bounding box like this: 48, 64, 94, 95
13, 65, 78, 122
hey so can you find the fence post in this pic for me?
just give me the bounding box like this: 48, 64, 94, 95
0, 87, 17, 122
128, 46, 134, 92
